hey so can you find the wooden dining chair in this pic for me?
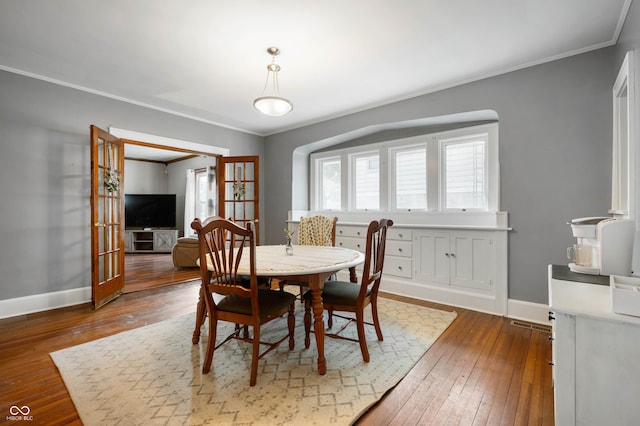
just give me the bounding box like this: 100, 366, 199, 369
303, 218, 393, 362
192, 217, 270, 345
279, 215, 338, 300
191, 216, 296, 386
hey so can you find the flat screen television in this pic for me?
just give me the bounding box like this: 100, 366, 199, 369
125, 194, 176, 229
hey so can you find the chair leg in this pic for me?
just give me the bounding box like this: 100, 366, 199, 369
288, 302, 295, 350
356, 310, 370, 362
327, 309, 333, 329
202, 316, 217, 373
192, 287, 206, 344
304, 298, 311, 349
250, 325, 260, 386
371, 297, 384, 341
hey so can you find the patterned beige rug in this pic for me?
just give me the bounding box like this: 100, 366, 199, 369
51, 298, 456, 425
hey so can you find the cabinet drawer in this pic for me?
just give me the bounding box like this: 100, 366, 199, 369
388, 228, 412, 241
387, 240, 412, 258
336, 236, 365, 252
384, 256, 412, 278
336, 226, 367, 239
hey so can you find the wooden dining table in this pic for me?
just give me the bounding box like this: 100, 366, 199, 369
194, 244, 365, 375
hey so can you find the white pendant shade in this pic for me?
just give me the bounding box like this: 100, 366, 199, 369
254, 47, 293, 117
253, 96, 293, 117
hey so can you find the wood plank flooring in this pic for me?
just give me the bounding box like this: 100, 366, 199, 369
124, 253, 200, 293
0, 281, 554, 425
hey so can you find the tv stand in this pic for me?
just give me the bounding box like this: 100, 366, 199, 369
124, 229, 178, 253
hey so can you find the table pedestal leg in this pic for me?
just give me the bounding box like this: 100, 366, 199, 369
308, 274, 327, 375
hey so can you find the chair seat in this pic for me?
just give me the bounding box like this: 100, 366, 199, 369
304, 280, 371, 306
219, 289, 296, 318
303, 219, 392, 364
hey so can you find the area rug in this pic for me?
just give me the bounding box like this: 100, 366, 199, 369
51, 298, 456, 425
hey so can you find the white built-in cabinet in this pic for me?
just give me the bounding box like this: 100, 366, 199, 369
335, 226, 414, 280
549, 265, 640, 425
322, 221, 507, 315
413, 230, 495, 291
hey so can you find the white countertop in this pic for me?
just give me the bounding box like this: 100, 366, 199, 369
548, 264, 640, 325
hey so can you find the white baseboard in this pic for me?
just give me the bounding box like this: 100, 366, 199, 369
0, 284, 551, 326
374, 275, 506, 317
506, 299, 551, 325
367, 274, 550, 325
0, 286, 91, 320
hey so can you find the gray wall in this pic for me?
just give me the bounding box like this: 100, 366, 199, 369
124, 159, 169, 194
0, 40, 623, 307
263, 47, 615, 305
0, 70, 262, 301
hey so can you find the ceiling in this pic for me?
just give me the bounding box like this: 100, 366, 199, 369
0, 0, 631, 137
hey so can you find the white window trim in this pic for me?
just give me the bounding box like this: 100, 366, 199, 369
349, 149, 384, 211
312, 154, 343, 211
438, 125, 499, 212
389, 142, 429, 211
611, 50, 635, 220
439, 132, 489, 212
310, 123, 499, 213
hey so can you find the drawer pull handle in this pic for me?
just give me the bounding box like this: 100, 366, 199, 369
399, 233, 403, 238
357, 231, 361, 235
398, 248, 403, 252
398, 266, 403, 270
445, 253, 450, 257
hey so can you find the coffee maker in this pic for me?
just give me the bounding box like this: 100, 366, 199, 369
568, 217, 635, 275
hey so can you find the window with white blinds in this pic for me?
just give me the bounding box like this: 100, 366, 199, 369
319, 157, 341, 210
442, 138, 487, 210
310, 123, 498, 213
353, 152, 380, 210
393, 146, 427, 209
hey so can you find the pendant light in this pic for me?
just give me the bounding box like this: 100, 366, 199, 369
253, 47, 293, 117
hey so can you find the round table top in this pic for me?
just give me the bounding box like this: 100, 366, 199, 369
243, 245, 364, 277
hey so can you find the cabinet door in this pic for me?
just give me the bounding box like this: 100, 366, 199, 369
553, 312, 576, 426
575, 316, 640, 425
124, 231, 133, 253
154, 230, 176, 252
449, 231, 494, 291
413, 231, 450, 285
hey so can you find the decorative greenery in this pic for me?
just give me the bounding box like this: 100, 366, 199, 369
105, 145, 120, 193
284, 228, 295, 242
105, 169, 121, 193
232, 182, 246, 200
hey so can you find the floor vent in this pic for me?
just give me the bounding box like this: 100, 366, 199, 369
510, 320, 551, 334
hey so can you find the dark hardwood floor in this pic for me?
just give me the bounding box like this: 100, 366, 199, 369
0, 280, 554, 425
124, 253, 200, 293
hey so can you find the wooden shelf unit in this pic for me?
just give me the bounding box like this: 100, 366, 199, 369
124, 229, 178, 253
